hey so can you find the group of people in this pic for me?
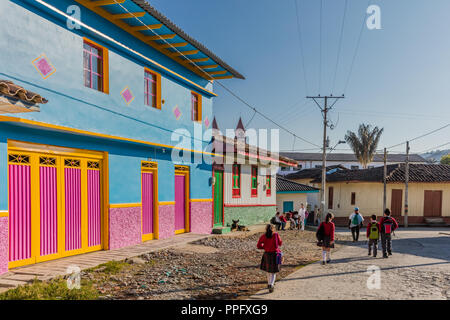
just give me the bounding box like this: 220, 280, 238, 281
270, 203, 308, 231
257, 203, 399, 293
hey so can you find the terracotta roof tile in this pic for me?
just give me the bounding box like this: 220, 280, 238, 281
276, 176, 319, 193
0, 80, 48, 104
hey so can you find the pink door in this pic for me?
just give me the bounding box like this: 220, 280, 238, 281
174, 175, 186, 232
39, 164, 58, 257
87, 168, 101, 247
142, 172, 154, 236
8, 163, 32, 262
64, 166, 82, 251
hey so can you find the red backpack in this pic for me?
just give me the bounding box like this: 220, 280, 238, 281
383, 217, 394, 234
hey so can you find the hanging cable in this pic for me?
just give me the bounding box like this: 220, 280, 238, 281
319, 0, 323, 94
294, 0, 310, 96
332, 0, 348, 93
387, 123, 450, 150
112, 0, 322, 148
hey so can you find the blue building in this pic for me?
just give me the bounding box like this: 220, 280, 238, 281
0, 0, 243, 273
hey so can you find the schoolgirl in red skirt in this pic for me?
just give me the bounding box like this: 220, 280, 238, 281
257, 224, 283, 293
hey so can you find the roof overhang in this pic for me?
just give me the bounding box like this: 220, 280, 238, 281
0, 97, 40, 114
73, 0, 244, 81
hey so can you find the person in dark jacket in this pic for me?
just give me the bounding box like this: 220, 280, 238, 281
379, 208, 399, 258
317, 212, 335, 265
257, 224, 283, 293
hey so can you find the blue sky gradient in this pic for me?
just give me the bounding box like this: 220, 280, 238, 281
149, 0, 450, 154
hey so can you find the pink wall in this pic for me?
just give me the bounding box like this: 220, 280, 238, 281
190, 201, 213, 234
158, 204, 174, 239
109, 206, 141, 250
0, 217, 8, 275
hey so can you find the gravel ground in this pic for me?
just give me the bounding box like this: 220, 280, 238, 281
86, 229, 351, 300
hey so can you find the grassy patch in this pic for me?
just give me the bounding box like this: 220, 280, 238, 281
0, 278, 99, 300
93, 260, 129, 274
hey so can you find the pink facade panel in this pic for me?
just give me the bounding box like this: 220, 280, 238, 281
88, 170, 101, 247
158, 204, 175, 239
39, 166, 58, 256
0, 217, 8, 274
190, 201, 213, 234
8, 164, 31, 262
141, 172, 154, 235
174, 175, 185, 231
64, 168, 82, 251
108, 207, 141, 250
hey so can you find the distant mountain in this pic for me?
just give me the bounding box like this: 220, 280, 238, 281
421, 149, 450, 163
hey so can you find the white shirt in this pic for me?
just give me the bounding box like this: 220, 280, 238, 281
299, 208, 306, 220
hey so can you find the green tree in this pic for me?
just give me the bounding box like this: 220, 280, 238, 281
345, 124, 384, 169
441, 155, 450, 165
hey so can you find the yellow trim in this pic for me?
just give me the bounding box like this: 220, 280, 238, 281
145, 67, 162, 110
0, 211, 8, 217
129, 24, 163, 31
201, 65, 219, 69
190, 198, 213, 202
159, 201, 175, 206
208, 70, 227, 75
187, 58, 210, 63
175, 229, 185, 235
83, 37, 109, 94
109, 203, 141, 208
191, 91, 202, 123
92, 0, 125, 6
170, 50, 199, 57
112, 12, 146, 19
73, 0, 221, 82
7, 143, 107, 269
160, 42, 188, 49
0, 116, 220, 157
141, 160, 159, 241
212, 75, 234, 80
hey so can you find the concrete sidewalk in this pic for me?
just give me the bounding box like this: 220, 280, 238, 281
0, 233, 211, 292
250, 228, 450, 300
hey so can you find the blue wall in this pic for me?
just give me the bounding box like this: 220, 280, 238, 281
0, 0, 216, 210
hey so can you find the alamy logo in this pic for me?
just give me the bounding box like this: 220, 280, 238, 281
66, 5, 81, 30
366, 265, 381, 289
366, 5, 382, 30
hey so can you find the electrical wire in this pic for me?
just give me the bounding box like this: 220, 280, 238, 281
387, 123, 450, 150
294, 0, 310, 95
319, 0, 323, 94
112, 0, 323, 148
332, 0, 348, 93
415, 142, 450, 154
343, 0, 371, 94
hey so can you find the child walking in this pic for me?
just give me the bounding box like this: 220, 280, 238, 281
317, 213, 335, 265
366, 215, 380, 257
379, 208, 399, 258
257, 224, 283, 293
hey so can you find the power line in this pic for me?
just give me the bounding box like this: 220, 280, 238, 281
387, 123, 450, 150
294, 0, 310, 95
319, 0, 323, 93
332, 0, 348, 93
112, 1, 322, 149
343, 0, 371, 93
415, 142, 450, 154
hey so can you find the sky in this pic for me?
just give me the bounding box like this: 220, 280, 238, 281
149, 0, 450, 154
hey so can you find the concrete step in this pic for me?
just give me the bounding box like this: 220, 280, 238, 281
212, 226, 231, 234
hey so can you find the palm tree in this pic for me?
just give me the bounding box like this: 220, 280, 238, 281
345, 124, 384, 169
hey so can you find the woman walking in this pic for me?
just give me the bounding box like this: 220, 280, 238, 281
316, 212, 335, 265
257, 224, 283, 293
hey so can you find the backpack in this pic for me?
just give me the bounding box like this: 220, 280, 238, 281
316, 223, 325, 241
352, 214, 361, 226
382, 217, 394, 234
369, 222, 379, 240
270, 217, 277, 225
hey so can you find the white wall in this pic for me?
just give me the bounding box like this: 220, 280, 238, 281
223, 164, 276, 205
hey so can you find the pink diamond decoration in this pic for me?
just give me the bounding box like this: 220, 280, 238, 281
121, 87, 134, 105
173, 105, 181, 120
32, 55, 55, 79
204, 117, 210, 128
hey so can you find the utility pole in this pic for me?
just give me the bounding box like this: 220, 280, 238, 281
383, 147, 387, 212
404, 141, 410, 228
306, 95, 345, 221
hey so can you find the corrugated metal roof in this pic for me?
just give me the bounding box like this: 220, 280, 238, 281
276, 176, 319, 193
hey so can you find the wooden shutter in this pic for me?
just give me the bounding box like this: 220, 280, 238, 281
391, 189, 403, 215
424, 190, 442, 217
328, 187, 334, 209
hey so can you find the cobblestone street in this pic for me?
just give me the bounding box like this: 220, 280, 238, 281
251, 228, 450, 300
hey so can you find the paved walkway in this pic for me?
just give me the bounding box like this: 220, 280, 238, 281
251, 228, 450, 300
0, 233, 210, 292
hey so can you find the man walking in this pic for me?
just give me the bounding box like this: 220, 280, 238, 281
348, 207, 364, 242
379, 208, 399, 258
